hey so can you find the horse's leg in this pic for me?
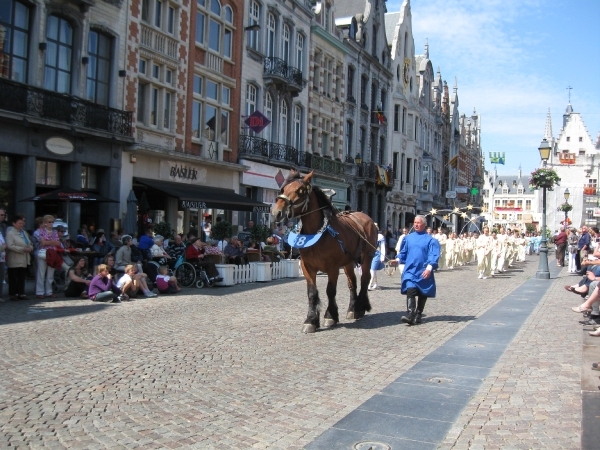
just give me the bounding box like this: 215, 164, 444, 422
323, 269, 340, 327
353, 255, 373, 320
301, 260, 321, 333
344, 262, 360, 320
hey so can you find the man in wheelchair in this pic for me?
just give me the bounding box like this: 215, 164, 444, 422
185, 238, 223, 282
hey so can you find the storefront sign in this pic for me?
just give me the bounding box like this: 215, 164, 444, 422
244, 111, 270, 134
160, 160, 207, 184
455, 186, 468, 194
241, 161, 291, 190
180, 200, 207, 209
45, 137, 74, 155
253, 205, 271, 213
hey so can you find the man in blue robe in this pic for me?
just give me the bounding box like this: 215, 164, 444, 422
398, 215, 440, 325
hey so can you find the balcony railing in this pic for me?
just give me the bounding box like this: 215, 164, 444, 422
356, 161, 393, 188
0, 77, 132, 136
140, 24, 179, 60
238, 135, 345, 176
263, 57, 304, 93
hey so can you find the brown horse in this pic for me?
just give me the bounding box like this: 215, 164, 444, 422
272, 170, 378, 333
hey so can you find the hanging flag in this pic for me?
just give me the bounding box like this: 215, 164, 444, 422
449, 155, 458, 168
489, 152, 506, 165
376, 111, 385, 124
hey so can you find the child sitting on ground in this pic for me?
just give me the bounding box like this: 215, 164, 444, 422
116, 264, 157, 298
155, 265, 181, 294
88, 264, 127, 303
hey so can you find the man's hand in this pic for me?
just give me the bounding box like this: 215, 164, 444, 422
422, 269, 431, 279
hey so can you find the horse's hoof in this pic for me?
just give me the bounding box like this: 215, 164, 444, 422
323, 318, 337, 327
348, 310, 365, 320
302, 324, 317, 333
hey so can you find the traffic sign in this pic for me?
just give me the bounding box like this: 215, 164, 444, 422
445, 191, 457, 199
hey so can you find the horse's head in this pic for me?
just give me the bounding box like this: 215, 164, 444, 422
272, 170, 314, 222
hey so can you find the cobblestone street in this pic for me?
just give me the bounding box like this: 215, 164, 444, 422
0, 259, 582, 449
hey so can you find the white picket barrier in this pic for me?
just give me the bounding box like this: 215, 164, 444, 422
216, 260, 303, 286
271, 261, 284, 280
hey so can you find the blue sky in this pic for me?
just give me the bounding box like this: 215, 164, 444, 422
386, 0, 600, 177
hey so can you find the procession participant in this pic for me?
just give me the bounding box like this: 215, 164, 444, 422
476, 227, 493, 279
445, 232, 456, 269
490, 230, 499, 275
397, 215, 440, 325
434, 228, 447, 270
452, 232, 461, 268
464, 233, 474, 264
368, 224, 386, 291
395, 227, 409, 274
505, 228, 515, 268
496, 227, 507, 272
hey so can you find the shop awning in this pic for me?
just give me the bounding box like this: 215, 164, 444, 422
134, 178, 271, 213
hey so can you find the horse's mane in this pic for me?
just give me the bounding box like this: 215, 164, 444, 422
282, 171, 338, 214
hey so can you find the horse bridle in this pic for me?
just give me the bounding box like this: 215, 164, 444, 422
277, 179, 312, 218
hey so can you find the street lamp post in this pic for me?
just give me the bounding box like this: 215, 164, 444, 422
563, 188, 570, 225
536, 138, 552, 279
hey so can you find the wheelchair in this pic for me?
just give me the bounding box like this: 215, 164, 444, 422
175, 260, 214, 289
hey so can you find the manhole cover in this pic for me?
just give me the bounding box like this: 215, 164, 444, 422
354, 442, 391, 450
427, 377, 453, 384
467, 343, 485, 348
490, 322, 505, 326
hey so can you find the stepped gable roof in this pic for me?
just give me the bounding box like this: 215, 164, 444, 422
490, 175, 533, 195
384, 12, 401, 44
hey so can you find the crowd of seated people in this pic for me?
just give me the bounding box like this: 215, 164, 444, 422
3, 215, 295, 302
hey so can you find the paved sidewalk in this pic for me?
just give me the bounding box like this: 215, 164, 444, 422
439, 267, 581, 450
0, 258, 582, 449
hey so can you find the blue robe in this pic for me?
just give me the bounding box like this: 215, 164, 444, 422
398, 231, 440, 297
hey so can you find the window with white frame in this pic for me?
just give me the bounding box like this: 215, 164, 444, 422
346, 120, 353, 157
142, 0, 177, 35
191, 73, 232, 145
0, 0, 31, 83
322, 119, 330, 156
137, 60, 176, 131
295, 33, 304, 71
195, 0, 233, 59
324, 57, 333, 97
248, 1, 260, 50
246, 83, 257, 135
293, 105, 302, 150
86, 30, 112, 106
525, 200, 531, 210
44, 15, 73, 94
266, 13, 275, 58
263, 92, 273, 141
282, 24, 290, 63
279, 100, 288, 144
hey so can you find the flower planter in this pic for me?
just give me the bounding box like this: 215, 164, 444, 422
282, 259, 300, 278
214, 264, 235, 286
250, 262, 272, 282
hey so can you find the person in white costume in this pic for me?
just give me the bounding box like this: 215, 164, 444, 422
476, 227, 493, 279
435, 228, 447, 270
496, 227, 507, 272
445, 232, 456, 269
490, 230, 499, 274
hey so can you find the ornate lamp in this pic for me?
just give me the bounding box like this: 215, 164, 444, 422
536, 138, 551, 279
355, 153, 362, 165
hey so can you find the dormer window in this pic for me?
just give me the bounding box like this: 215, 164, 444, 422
517, 187, 524, 194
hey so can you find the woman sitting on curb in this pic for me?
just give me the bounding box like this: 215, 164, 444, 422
64, 256, 93, 299
88, 264, 127, 303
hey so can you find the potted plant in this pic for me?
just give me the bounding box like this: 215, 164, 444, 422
528, 168, 561, 191
153, 221, 175, 240
558, 203, 573, 213
211, 220, 232, 242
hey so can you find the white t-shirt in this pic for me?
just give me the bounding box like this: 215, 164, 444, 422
116, 274, 133, 289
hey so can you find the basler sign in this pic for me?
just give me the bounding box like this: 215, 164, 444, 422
160, 160, 207, 184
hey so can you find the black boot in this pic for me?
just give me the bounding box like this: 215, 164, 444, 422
402, 297, 416, 324
415, 297, 427, 324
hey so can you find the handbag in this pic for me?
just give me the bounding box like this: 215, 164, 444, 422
38, 249, 47, 260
